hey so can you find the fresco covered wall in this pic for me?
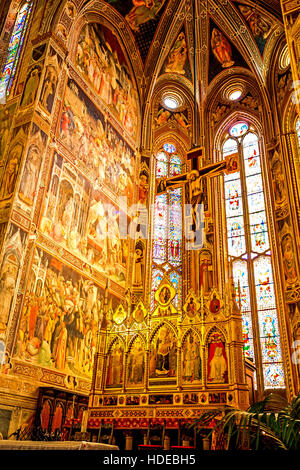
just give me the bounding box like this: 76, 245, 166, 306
39, 152, 129, 287
58, 78, 136, 205
13, 247, 120, 379
0, 9, 140, 432
75, 23, 139, 140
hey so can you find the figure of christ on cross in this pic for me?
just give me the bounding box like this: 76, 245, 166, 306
156, 154, 239, 240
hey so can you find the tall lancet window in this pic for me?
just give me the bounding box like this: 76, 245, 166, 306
296, 117, 300, 149
0, 0, 33, 101
151, 143, 184, 311
223, 121, 285, 389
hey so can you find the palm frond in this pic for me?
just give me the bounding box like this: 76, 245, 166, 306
249, 393, 288, 413
190, 393, 300, 450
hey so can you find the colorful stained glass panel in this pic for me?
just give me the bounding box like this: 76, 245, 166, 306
247, 191, 265, 213
254, 257, 276, 310
225, 196, 243, 217
258, 310, 282, 362
242, 314, 255, 359
153, 194, 168, 264
232, 261, 251, 310
157, 151, 168, 161
170, 271, 181, 308
0, 1, 32, 99
263, 363, 285, 388
243, 133, 259, 158
254, 256, 274, 285
249, 211, 269, 253
169, 189, 182, 267
223, 138, 238, 156
170, 155, 182, 176
229, 122, 248, 137
163, 143, 176, 153
244, 150, 261, 177
156, 152, 168, 178
170, 154, 181, 165
223, 126, 285, 390
152, 146, 183, 311
245, 173, 264, 196
227, 216, 246, 257
225, 179, 243, 217
224, 179, 242, 199
296, 118, 300, 149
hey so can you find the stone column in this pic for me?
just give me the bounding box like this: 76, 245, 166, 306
125, 433, 133, 451
202, 437, 210, 450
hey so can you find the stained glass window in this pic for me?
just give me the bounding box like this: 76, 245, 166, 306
0, 1, 33, 101
223, 127, 285, 390
229, 121, 248, 138
163, 143, 176, 153
296, 118, 300, 150
151, 144, 183, 310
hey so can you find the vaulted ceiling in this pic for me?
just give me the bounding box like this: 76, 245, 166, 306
51, 0, 286, 128
91, 0, 284, 100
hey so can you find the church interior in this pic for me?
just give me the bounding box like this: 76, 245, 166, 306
0, 0, 299, 451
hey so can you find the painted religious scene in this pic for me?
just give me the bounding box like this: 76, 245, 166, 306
105, 0, 168, 61
16, 124, 47, 215
182, 331, 202, 384
40, 153, 129, 286
207, 331, 228, 384
0, 103, 17, 161
76, 23, 139, 139
208, 20, 249, 83
127, 337, 145, 387
105, 338, 124, 388
161, 29, 192, 81
13, 248, 119, 379
0, 125, 28, 202
0, 224, 27, 339
0, 0, 297, 451
59, 79, 136, 205
149, 325, 177, 381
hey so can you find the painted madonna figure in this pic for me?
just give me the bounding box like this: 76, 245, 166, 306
207, 337, 228, 383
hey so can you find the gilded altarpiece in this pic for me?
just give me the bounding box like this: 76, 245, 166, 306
88, 277, 249, 430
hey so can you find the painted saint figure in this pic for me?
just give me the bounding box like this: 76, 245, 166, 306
186, 297, 197, 318
132, 245, 144, 287
127, 339, 144, 385
182, 334, 201, 383
271, 152, 287, 207
19, 147, 41, 205
207, 339, 228, 383
0, 107, 11, 161
40, 65, 57, 114
1, 144, 22, 199
150, 326, 176, 378
164, 31, 187, 75
106, 341, 124, 387
21, 67, 40, 107
0, 264, 17, 328
211, 28, 234, 68
125, 0, 167, 32
281, 231, 298, 285
138, 171, 148, 207
199, 248, 213, 295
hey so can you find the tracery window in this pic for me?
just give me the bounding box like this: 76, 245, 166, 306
223, 121, 285, 389
151, 143, 184, 311
0, 0, 33, 101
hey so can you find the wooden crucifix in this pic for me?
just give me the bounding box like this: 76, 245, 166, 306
156, 154, 239, 236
